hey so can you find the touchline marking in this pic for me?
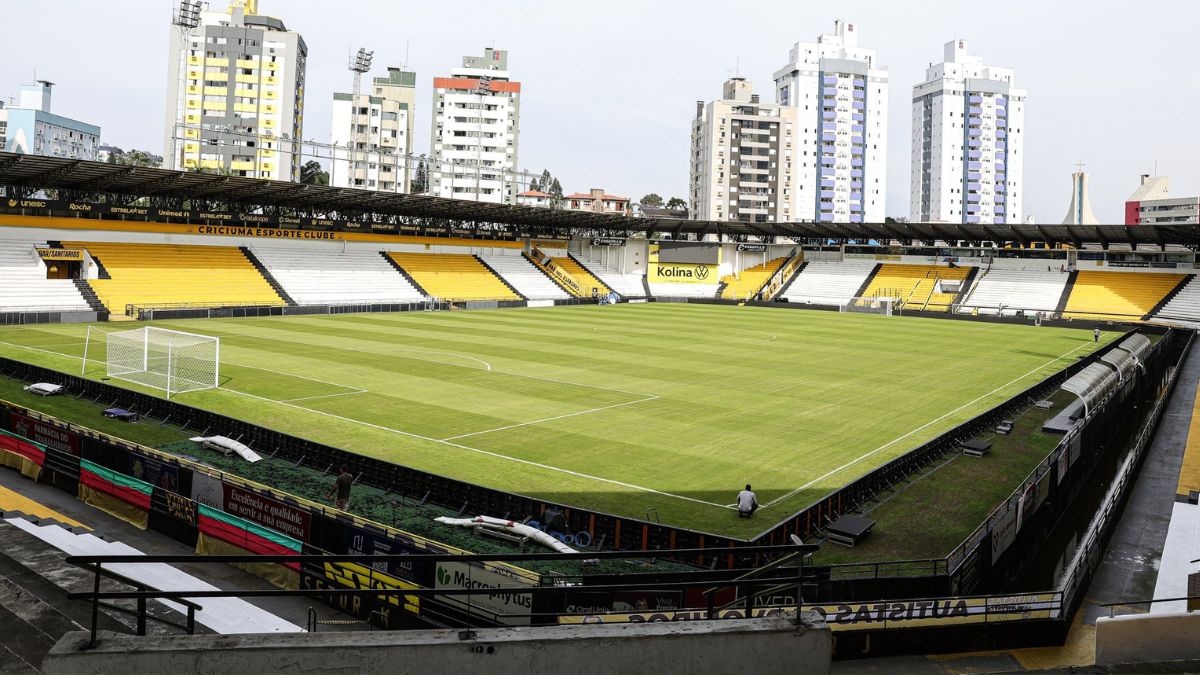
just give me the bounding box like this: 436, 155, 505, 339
441, 395, 660, 441
760, 342, 1092, 510
280, 390, 369, 403
220, 387, 729, 510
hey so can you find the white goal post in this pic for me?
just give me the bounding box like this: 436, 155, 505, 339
84, 326, 220, 398
840, 296, 900, 316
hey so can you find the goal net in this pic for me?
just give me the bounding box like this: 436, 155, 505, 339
840, 296, 900, 316
99, 327, 219, 397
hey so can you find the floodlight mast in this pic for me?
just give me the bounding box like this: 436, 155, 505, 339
170, 1, 202, 172
346, 48, 374, 189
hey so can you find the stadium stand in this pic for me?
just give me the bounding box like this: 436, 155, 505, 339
252, 246, 424, 306
720, 257, 786, 300
779, 260, 877, 305
553, 256, 611, 296
569, 255, 646, 298
1063, 270, 1186, 320
1152, 275, 1200, 325
957, 268, 1070, 316
389, 252, 520, 301
0, 239, 91, 312
859, 264, 972, 312
478, 255, 571, 301
5, 516, 302, 634
64, 242, 285, 316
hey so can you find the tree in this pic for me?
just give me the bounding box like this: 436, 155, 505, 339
548, 177, 563, 201
411, 156, 429, 194
884, 216, 909, 224
119, 150, 161, 168
639, 193, 664, 208
665, 197, 687, 210
300, 160, 329, 186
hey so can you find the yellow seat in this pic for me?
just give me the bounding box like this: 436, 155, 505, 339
552, 256, 611, 297
388, 253, 519, 301
720, 258, 786, 300
859, 264, 972, 312
1064, 271, 1184, 320
67, 241, 285, 315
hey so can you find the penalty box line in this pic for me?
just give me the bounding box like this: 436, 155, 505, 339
221, 387, 729, 511
759, 342, 1092, 511
440, 395, 660, 441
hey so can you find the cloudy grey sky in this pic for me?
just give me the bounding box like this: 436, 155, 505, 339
3, 0, 1196, 222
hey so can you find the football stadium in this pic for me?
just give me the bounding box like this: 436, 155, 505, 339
0, 152, 1198, 671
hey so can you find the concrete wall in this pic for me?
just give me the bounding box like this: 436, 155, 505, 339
45, 613, 831, 675
1095, 611, 1200, 665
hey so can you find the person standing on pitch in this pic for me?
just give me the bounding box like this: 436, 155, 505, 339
737, 484, 758, 518
326, 465, 354, 510
1094, 328, 1101, 343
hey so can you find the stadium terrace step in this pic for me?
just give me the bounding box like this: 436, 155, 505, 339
557, 255, 611, 296
5, 517, 303, 635
258, 248, 424, 305
771, 260, 808, 300
1060, 270, 1185, 320
954, 266, 980, 307
72, 278, 108, 313
1153, 275, 1200, 323
380, 251, 431, 296
520, 252, 579, 298
66, 242, 286, 315
1145, 274, 1194, 319
1055, 270, 1078, 316
852, 263, 883, 299
240, 247, 297, 306
0, 239, 92, 313
91, 255, 112, 279
720, 257, 787, 301
568, 254, 641, 298
476, 254, 567, 301
473, 255, 529, 301
389, 252, 519, 301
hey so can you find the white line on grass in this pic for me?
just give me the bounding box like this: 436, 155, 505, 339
440, 395, 660, 441
759, 342, 1092, 510
0, 338, 721, 509
219, 386, 730, 510
279, 390, 369, 403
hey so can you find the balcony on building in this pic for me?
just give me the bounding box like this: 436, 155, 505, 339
853, 90, 865, 99
851, 169, 863, 178
823, 75, 838, 85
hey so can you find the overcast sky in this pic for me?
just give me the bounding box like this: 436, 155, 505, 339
3, 0, 1196, 222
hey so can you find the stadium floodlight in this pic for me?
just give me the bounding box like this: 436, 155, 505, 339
83, 326, 219, 399
349, 48, 374, 74
840, 296, 899, 317
172, 0, 202, 29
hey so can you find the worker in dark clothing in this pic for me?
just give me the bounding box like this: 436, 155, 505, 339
1094, 328, 1101, 343
326, 465, 353, 510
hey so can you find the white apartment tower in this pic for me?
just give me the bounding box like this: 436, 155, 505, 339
690, 78, 798, 223
330, 68, 416, 192
163, 0, 307, 181
429, 48, 521, 204
773, 20, 888, 223
910, 40, 1026, 224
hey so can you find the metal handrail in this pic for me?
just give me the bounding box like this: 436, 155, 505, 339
65, 544, 817, 643
72, 559, 202, 646
1098, 596, 1200, 618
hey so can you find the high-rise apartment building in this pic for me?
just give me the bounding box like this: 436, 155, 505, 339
773, 20, 888, 223
163, 0, 307, 181
429, 48, 521, 204
910, 40, 1025, 224
330, 68, 416, 192
1125, 175, 1199, 225
1, 81, 100, 160
690, 78, 797, 223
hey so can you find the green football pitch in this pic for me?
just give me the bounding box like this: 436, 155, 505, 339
0, 304, 1115, 538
